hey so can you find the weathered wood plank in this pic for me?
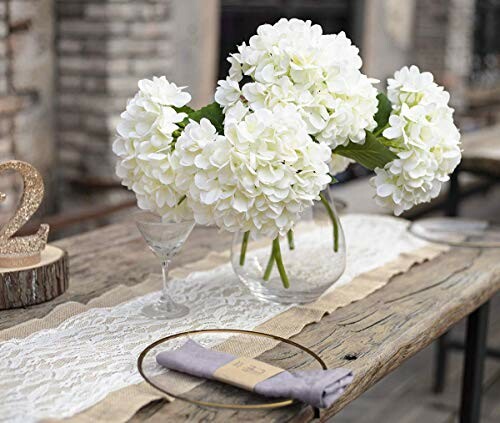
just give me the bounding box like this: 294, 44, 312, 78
131, 247, 500, 422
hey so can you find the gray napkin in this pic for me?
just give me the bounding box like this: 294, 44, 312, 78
156, 339, 353, 408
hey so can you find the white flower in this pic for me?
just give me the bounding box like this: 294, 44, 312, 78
214, 78, 242, 108
173, 107, 331, 238
138, 76, 191, 107
329, 154, 353, 175
172, 117, 224, 193
113, 76, 193, 221
223, 100, 250, 125
216, 18, 378, 148
372, 150, 443, 216
372, 66, 461, 215
387, 65, 450, 107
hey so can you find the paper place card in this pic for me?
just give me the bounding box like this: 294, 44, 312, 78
213, 357, 284, 390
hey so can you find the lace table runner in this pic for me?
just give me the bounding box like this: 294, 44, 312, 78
0, 215, 446, 422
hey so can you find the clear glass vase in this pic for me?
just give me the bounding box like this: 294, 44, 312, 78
231, 190, 346, 304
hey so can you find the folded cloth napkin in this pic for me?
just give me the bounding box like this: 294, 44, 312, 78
156, 339, 353, 408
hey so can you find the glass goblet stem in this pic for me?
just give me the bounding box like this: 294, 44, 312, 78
159, 260, 174, 304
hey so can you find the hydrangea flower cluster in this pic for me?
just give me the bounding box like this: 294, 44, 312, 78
113, 21, 462, 288
215, 18, 379, 148
173, 106, 331, 238
112, 76, 192, 221
372, 66, 461, 215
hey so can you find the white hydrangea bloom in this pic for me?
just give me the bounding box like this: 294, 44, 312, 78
215, 18, 378, 148
214, 78, 242, 108
173, 107, 332, 238
329, 154, 353, 175
137, 77, 192, 107
113, 76, 193, 221
372, 66, 461, 215
223, 100, 250, 125
386, 65, 450, 107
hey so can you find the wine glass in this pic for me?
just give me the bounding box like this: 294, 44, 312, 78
135, 212, 195, 320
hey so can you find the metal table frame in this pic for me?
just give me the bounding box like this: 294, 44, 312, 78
459, 301, 490, 423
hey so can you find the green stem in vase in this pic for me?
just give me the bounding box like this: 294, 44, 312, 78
239, 231, 250, 266
319, 193, 339, 253
273, 237, 290, 289
262, 242, 275, 281
287, 229, 295, 250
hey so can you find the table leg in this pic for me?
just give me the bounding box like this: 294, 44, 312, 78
459, 301, 489, 423
433, 332, 449, 393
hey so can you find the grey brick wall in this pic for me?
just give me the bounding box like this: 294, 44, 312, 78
414, 0, 450, 80
55, 0, 173, 183
0, 0, 56, 216
413, 0, 474, 110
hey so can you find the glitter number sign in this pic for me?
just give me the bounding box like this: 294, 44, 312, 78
0, 160, 49, 267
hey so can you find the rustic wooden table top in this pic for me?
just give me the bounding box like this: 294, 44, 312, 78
2, 219, 500, 422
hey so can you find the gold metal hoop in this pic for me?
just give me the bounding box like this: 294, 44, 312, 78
137, 328, 327, 410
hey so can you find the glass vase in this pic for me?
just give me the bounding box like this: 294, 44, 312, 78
231, 190, 346, 304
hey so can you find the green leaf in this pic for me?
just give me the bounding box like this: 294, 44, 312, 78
373, 92, 392, 135
173, 105, 195, 115
333, 131, 397, 170
184, 102, 225, 134
328, 174, 339, 184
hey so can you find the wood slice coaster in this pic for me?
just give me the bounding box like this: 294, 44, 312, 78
0, 245, 69, 310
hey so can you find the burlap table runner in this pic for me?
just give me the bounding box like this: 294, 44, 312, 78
60, 247, 443, 422
0, 217, 448, 422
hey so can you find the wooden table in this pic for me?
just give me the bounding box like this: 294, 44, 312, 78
2, 220, 500, 422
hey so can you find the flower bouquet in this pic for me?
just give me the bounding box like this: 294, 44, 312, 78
113, 19, 461, 302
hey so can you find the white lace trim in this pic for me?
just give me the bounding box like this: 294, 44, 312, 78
0, 215, 427, 422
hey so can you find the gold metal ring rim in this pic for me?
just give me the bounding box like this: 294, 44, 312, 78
137, 328, 327, 410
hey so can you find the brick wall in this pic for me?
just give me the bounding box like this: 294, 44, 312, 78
362, 0, 416, 82
413, 0, 475, 111
56, 0, 173, 183
414, 0, 450, 80
0, 0, 56, 217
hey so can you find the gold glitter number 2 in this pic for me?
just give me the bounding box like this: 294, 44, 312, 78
0, 160, 49, 264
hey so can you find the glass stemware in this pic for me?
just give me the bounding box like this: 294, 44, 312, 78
135, 212, 195, 320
